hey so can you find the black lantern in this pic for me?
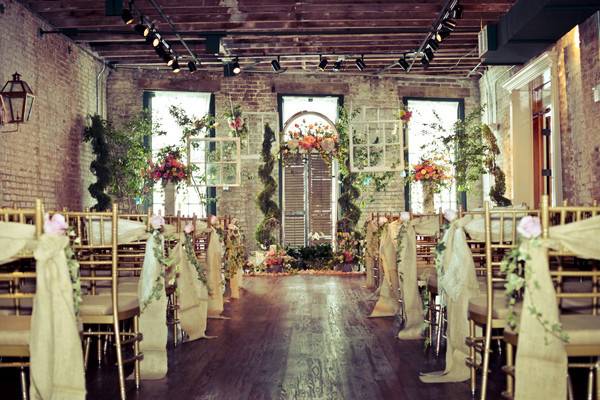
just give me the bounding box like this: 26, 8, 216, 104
0, 72, 35, 124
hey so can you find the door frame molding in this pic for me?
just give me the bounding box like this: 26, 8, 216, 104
502, 51, 563, 206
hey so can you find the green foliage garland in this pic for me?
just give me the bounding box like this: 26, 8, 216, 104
83, 115, 112, 211
255, 123, 281, 247
335, 107, 362, 233
141, 230, 173, 311
183, 233, 211, 294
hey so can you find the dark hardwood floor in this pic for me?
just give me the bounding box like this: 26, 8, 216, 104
2, 275, 507, 399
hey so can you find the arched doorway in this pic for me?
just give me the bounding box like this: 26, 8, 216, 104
281, 111, 338, 248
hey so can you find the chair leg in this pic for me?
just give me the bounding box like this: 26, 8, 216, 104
19, 367, 28, 400
480, 323, 493, 400
83, 329, 92, 370
469, 319, 477, 397
97, 335, 103, 365
587, 365, 594, 400
505, 341, 514, 398
426, 292, 433, 348
133, 315, 141, 390
435, 303, 445, 357
113, 318, 127, 400
567, 374, 574, 400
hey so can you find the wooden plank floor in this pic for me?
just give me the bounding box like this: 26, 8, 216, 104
1, 275, 505, 399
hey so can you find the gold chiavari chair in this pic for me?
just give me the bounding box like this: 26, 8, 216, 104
164, 212, 182, 346
465, 203, 539, 399
0, 199, 43, 399
502, 196, 600, 400
65, 205, 142, 400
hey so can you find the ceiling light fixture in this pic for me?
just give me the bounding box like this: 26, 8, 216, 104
231, 58, 241, 75
188, 61, 198, 73
271, 56, 282, 72
451, 4, 463, 19
421, 56, 430, 67
333, 59, 343, 72
152, 32, 162, 47
441, 18, 457, 31
398, 56, 410, 72
424, 47, 434, 61
427, 38, 440, 51
318, 55, 328, 71
171, 59, 181, 73
355, 56, 366, 71
121, 8, 134, 25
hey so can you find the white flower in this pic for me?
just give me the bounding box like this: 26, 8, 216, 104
517, 216, 542, 239
443, 209, 458, 222
44, 213, 68, 235
183, 222, 194, 234
400, 211, 411, 222
377, 216, 388, 226
150, 214, 165, 230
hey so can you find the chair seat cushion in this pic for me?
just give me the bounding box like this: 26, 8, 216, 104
560, 315, 600, 346
0, 316, 30, 346
80, 293, 139, 316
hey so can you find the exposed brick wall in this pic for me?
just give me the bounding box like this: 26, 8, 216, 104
0, 0, 106, 210
481, 13, 600, 206
107, 69, 478, 249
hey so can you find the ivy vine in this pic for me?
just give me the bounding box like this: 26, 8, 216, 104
183, 233, 211, 295
255, 123, 281, 248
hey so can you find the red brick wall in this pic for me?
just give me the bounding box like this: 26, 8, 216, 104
482, 13, 600, 206
0, 0, 106, 210
107, 68, 478, 249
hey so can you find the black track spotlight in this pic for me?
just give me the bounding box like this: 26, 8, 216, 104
121, 8, 134, 25
145, 30, 158, 45
171, 59, 181, 73
424, 47, 434, 61
134, 20, 148, 35
451, 5, 463, 19
441, 18, 457, 31
188, 61, 198, 73
355, 56, 366, 71
398, 57, 410, 72
163, 52, 175, 67
271, 57, 282, 72
333, 59, 343, 72
231, 58, 241, 75
435, 27, 452, 42
154, 43, 167, 58
151, 32, 162, 47
421, 56, 430, 67
427, 38, 440, 51
318, 56, 328, 71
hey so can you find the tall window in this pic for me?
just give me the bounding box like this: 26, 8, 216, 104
149, 91, 212, 216
406, 99, 461, 213
280, 96, 340, 247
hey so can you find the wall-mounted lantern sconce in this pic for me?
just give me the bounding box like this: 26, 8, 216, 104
0, 72, 35, 128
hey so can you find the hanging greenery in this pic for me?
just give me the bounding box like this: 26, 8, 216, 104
83, 115, 112, 211
335, 107, 362, 233
255, 123, 281, 248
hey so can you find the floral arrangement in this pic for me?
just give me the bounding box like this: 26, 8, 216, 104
224, 218, 247, 279
262, 245, 293, 272
224, 104, 248, 142
410, 158, 450, 184
280, 119, 339, 163
144, 146, 190, 189
329, 231, 361, 270
399, 108, 412, 123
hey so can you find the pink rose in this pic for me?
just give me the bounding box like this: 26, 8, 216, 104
443, 209, 458, 222
150, 214, 165, 230
320, 137, 336, 153
184, 222, 194, 234
517, 216, 542, 239
400, 211, 411, 222
377, 216, 388, 226
287, 139, 299, 150
209, 215, 218, 226
44, 213, 68, 235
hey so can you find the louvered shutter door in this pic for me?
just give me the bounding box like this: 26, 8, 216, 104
283, 158, 306, 247
307, 154, 332, 244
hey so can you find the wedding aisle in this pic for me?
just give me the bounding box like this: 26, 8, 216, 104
77, 276, 504, 399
